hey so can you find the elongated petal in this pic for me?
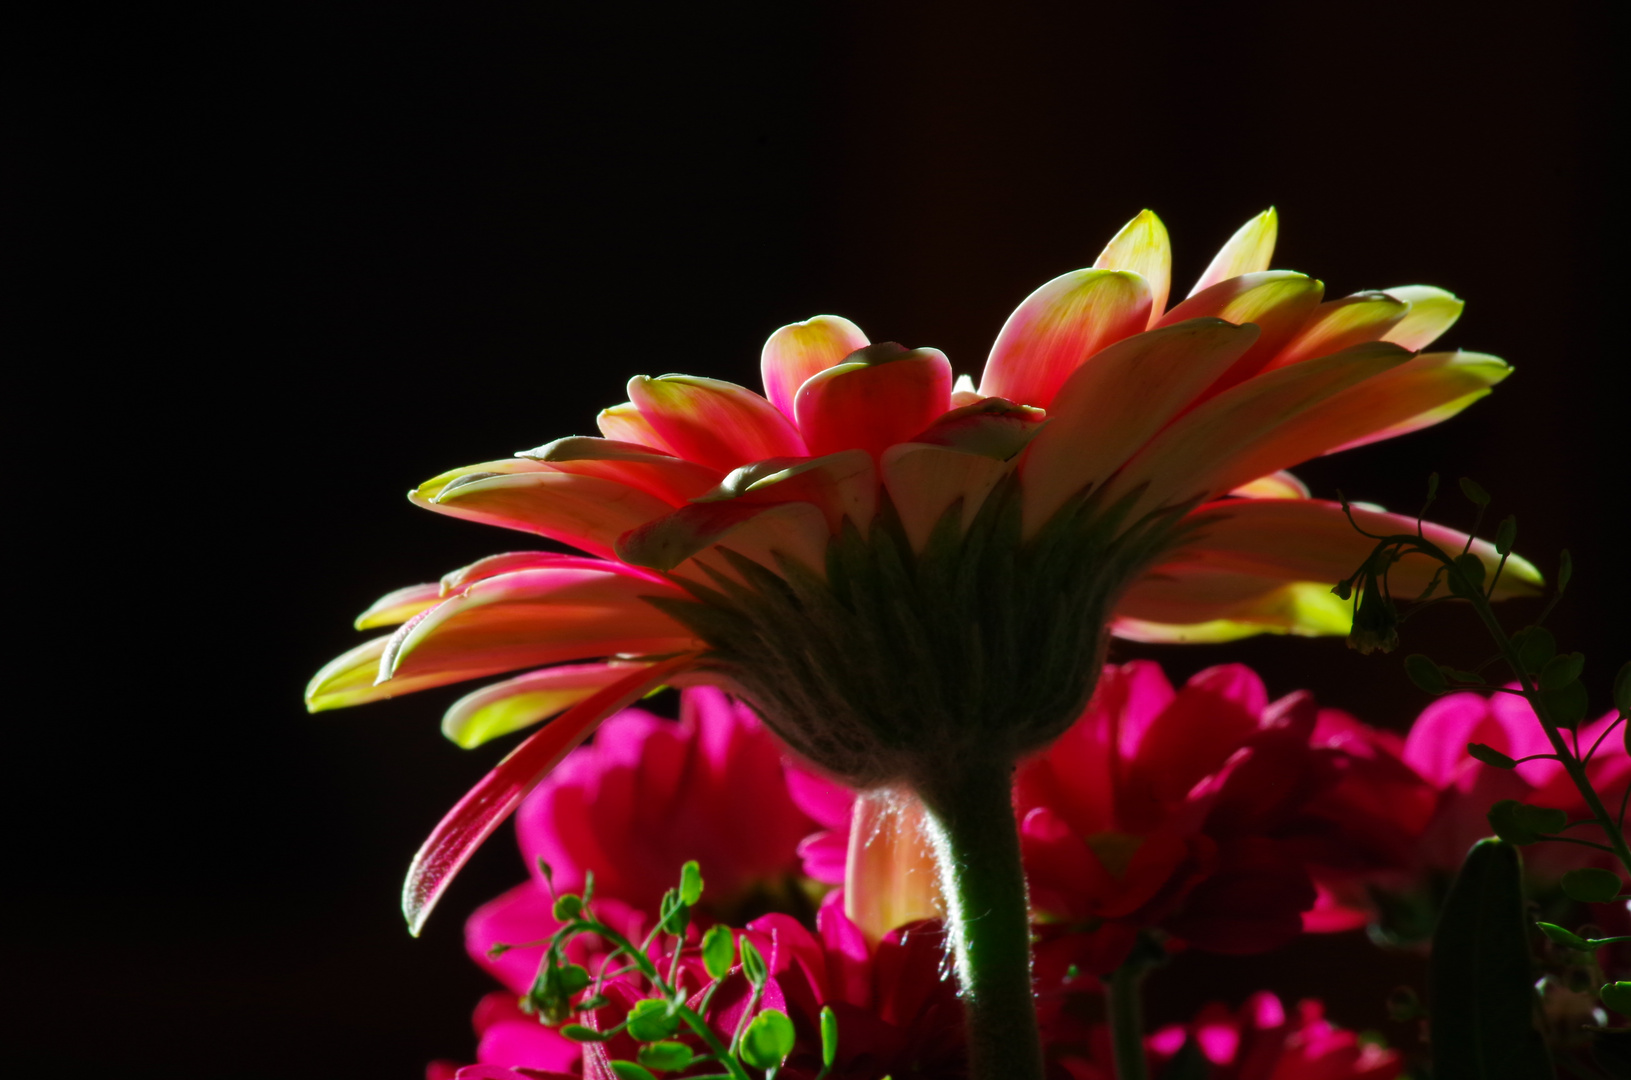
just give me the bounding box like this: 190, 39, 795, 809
1264, 292, 1407, 371
442, 661, 642, 749
1188, 208, 1278, 296
386, 567, 695, 680
355, 582, 442, 630
1282, 350, 1512, 457
906, 397, 1048, 460
403, 654, 700, 935
595, 401, 678, 453
1095, 209, 1172, 325
1162, 497, 1543, 599
629, 375, 807, 471
1229, 471, 1309, 499
795, 345, 953, 458
1113, 578, 1355, 641
760, 315, 870, 419
700, 449, 878, 534
305, 635, 499, 712
978, 269, 1153, 409
949, 373, 983, 407
617, 499, 831, 579
1019, 319, 1260, 535
1101, 342, 1412, 522
412, 458, 553, 502
518, 436, 724, 505
1380, 285, 1464, 351
413, 471, 675, 560
880, 443, 1011, 553
844, 790, 941, 947
1157, 271, 1325, 394
441, 551, 668, 595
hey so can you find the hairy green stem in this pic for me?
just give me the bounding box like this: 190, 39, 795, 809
1107, 959, 1149, 1080
918, 759, 1045, 1080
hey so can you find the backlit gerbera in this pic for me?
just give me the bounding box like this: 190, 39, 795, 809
308, 209, 1536, 1070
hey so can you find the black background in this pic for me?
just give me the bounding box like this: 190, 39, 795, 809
12, 2, 1625, 1077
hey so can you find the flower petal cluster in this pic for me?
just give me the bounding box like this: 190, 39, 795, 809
307, 209, 1537, 930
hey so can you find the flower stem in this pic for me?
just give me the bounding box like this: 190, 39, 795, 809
918, 759, 1045, 1080
1108, 957, 1150, 1080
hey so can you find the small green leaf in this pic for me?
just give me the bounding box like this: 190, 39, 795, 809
658, 889, 690, 937
1430, 839, 1556, 1078
553, 893, 583, 921
558, 963, 590, 995
1539, 651, 1584, 691
820, 1004, 838, 1067
637, 1042, 695, 1071
1537, 921, 1592, 950
609, 1062, 659, 1080
1443, 668, 1484, 684
1458, 476, 1491, 506
1540, 680, 1589, 727
679, 860, 704, 906
1468, 743, 1517, 769
1613, 659, 1630, 715
1561, 868, 1624, 903
701, 924, 735, 980
626, 999, 680, 1042
1557, 549, 1572, 594
740, 1008, 797, 1068
1513, 626, 1557, 673
562, 1023, 610, 1042
740, 938, 768, 986
1514, 803, 1568, 835
1495, 515, 1516, 556
1486, 800, 1541, 845
1406, 653, 1448, 694
1603, 982, 1631, 1016
1450, 553, 1486, 598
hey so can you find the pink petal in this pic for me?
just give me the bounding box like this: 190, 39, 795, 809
414, 470, 675, 560
1156, 271, 1325, 396
402, 653, 700, 935
760, 314, 870, 419
1095, 209, 1172, 325
354, 581, 442, 630
1380, 285, 1465, 351
1187, 208, 1277, 297
978, 269, 1153, 409
441, 661, 641, 749
879, 443, 1011, 553
1098, 342, 1411, 522
305, 634, 504, 712
517, 437, 725, 505
595, 401, 677, 454
701, 449, 878, 535
1319, 350, 1512, 454
1262, 291, 1408, 371
1018, 318, 1260, 536
794, 344, 954, 459
441, 551, 669, 595
628, 374, 807, 471
905, 397, 1048, 460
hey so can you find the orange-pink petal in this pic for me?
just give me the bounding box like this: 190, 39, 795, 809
305, 635, 508, 712
794, 344, 953, 459
441, 661, 641, 749
1094, 209, 1172, 325
1157, 271, 1325, 396
595, 401, 678, 454
440, 551, 669, 596
518, 436, 725, 505
906, 397, 1048, 461
1228, 471, 1310, 500
629, 375, 808, 471
414, 470, 675, 560
354, 582, 442, 630
1379, 286, 1465, 351
978, 269, 1153, 409
760, 315, 870, 420
844, 790, 942, 947
1262, 292, 1408, 372
701, 449, 878, 535
1187, 208, 1278, 297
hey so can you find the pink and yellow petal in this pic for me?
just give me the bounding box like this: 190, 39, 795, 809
701, 449, 878, 535
517, 436, 725, 505
628, 374, 807, 471
616, 499, 832, 582
1228, 471, 1309, 500
441, 551, 668, 595
906, 397, 1047, 461
793, 345, 953, 459
844, 790, 942, 947
354, 582, 442, 630
1019, 318, 1261, 536
1188, 207, 1278, 297
1157, 271, 1325, 394
412, 458, 553, 502
1094, 209, 1172, 324
978, 268, 1153, 409
1264, 292, 1408, 371
880, 443, 1011, 553
414, 470, 675, 560
441, 661, 652, 749
1321, 350, 1511, 454
305, 635, 498, 712
1380, 285, 1464, 351
760, 314, 870, 419
1113, 576, 1355, 642
595, 401, 678, 454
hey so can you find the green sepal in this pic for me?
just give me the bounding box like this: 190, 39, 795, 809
1468, 743, 1517, 769
608, 1062, 659, 1080
626, 999, 680, 1042
561, 1024, 611, 1042
1406, 653, 1448, 694
820, 1004, 838, 1068
1536, 921, 1592, 950
701, 924, 734, 980
739, 1008, 796, 1068
679, 860, 704, 906
1560, 867, 1624, 903
1429, 839, 1555, 1079
637, 1042, 695, 1071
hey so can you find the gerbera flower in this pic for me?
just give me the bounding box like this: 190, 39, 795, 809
309, 209, 1536, 1071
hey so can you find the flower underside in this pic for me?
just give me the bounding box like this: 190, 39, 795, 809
648, 478, 1202, 786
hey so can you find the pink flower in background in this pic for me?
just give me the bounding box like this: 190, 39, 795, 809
1018, 662, 1430, 971
1059, 994, 1401, 1080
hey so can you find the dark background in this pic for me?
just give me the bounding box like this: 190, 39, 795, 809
12, 2, 1624, 1077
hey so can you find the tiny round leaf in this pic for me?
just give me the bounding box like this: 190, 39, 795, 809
637, 1042, 695, 1072
1405, 653, 1447, 694
701, 924, 735, 980
679, 860, 704, 906
740, 1008, 797, 1068
1602, 982, 1631, 1016
608, 1063, 658, 1080
1561, 868, 1624, 904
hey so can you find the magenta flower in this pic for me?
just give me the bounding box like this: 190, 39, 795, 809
1058, 993, 1401, 1079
